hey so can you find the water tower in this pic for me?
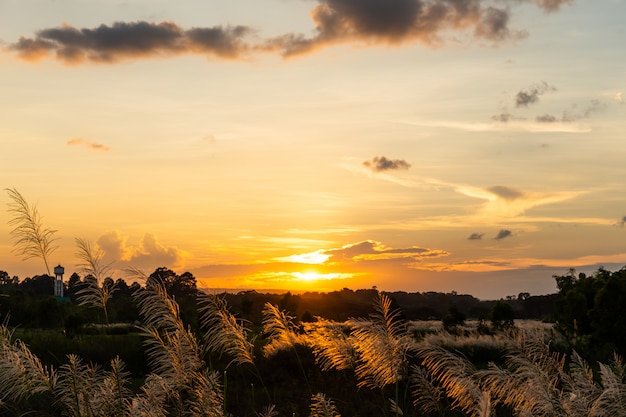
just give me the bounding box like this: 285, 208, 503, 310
54, 264, 64, 298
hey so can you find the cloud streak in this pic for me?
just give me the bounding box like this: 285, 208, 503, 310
67, 138, 110, 152
7, 0, 573, 64
536, 99, 606, 123
456, 184, 584, 217
323, 240, 448, 263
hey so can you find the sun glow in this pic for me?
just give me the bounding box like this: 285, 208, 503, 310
278, 250, 331, 265
292, 271, 352, 282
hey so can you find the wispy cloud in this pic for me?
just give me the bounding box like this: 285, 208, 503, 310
531, 0, 573, 12
67, 138, 110, 152
494, 229, 513, 240
363, 156, 411, 173
456, 184, 584, 218
6, 0, 571, 64
515, 81, 556, 107
536, 99, 607, 123
323, 240, 448, 263
402, 118, 591, 133
468, 233, 484, 240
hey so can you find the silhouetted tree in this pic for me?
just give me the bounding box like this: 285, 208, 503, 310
0, 270, 11, 285
19, 274, 54, 296
491, 300, 515, 330
442, 305, 466, 331
147, 267, 198, 327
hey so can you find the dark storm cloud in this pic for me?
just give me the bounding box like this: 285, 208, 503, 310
488, 185, 524, 201
495, 229, 513, 240
515, 81, 556, 107
468, 233, 484, 240
9, 21, 253, 63
363, 156, 411, 172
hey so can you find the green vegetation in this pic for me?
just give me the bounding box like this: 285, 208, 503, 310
553, 266, 626, 361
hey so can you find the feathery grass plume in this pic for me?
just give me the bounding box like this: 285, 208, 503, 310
5, 187, 58, 275
134, 281, 226, 416
309, 393, 340, 417
187, 369, 225, 417
589, 363, 626, 417
388, 399, 404, 416
302, 318, 355, 372
198, 293, 255, 367
479, 330, 570, 416
418, 343, 492, 417
54, 354, 101, 417
409, 365, 446, 416
75, 237, 116, 324
262, 302, 306, 357
348, 292, 413, 389
589, 355, 626, 417
256, 404, 279, 417
0, 324, 55, 405
93, 357, 133, 417
124, 266, 149, 283
565, 350, 601, 415
131, 374, 171, 417
134, 279, 186, 334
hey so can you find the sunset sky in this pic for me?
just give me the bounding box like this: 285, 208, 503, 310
1, 0, 625, 299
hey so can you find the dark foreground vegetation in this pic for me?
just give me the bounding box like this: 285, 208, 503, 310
1, 265, 626, 416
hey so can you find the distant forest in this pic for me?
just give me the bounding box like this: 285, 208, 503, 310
0, 266, 557, 329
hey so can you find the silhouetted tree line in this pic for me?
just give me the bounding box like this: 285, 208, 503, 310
6, 264, 626, 367
0, 268, 560, 332
0, 267, 197, 330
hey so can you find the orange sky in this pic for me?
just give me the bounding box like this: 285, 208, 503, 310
1, 0, 625, 299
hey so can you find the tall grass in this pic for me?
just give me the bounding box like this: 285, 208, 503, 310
348, 292, 413, 390
4, 288, 626, 417
75, 237, 116, 324
198, 293, 255, 367
5, 187, 58, 275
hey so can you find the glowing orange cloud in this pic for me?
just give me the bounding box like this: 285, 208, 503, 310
67, 138, 110, 152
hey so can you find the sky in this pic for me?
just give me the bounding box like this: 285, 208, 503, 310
1, 0, 625, 299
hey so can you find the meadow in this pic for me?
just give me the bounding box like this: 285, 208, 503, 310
1, 283, 624, 417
